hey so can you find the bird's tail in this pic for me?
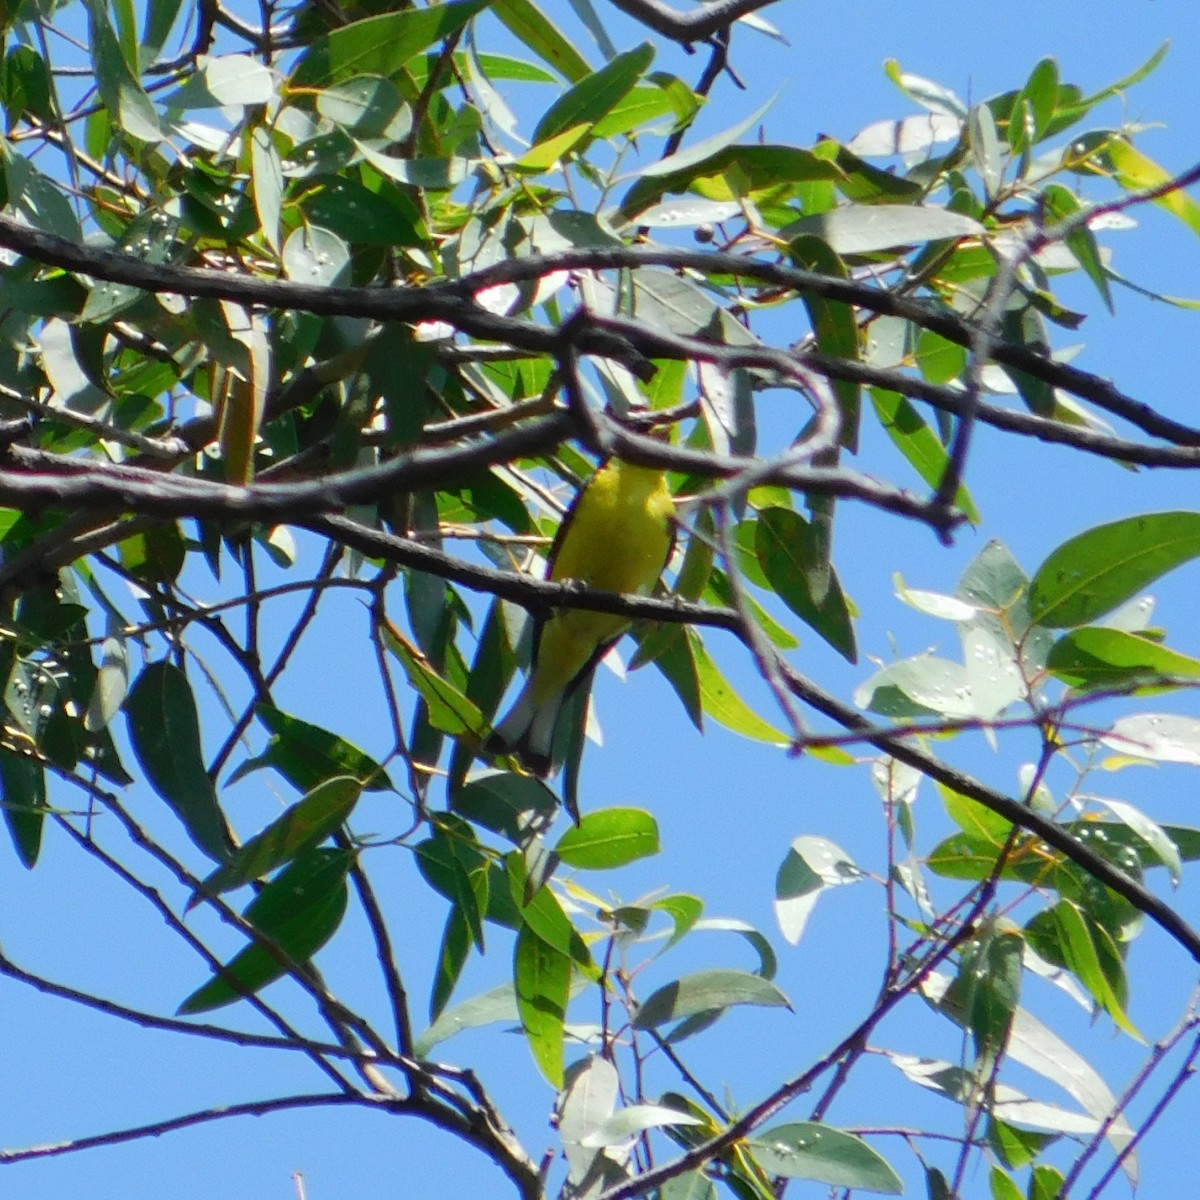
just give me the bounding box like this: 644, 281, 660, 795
484, 679, 562, 778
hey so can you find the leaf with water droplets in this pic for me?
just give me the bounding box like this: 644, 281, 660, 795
747, 1122, 902, 1193
1101, 713, 1200, 766
281, 224, 350, 284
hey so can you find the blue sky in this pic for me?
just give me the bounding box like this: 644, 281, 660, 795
5, 2, 1200, 1199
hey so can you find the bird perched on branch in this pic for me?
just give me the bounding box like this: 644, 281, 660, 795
486, 454, 675, 778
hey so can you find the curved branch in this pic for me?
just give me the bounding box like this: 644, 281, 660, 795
0, 218, 1192, 450
603, 0, 781, 42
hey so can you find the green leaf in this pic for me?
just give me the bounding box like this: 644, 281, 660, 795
291, 0, 492, 85
645, 622, 703, 732
591, 80, 693, 140
629, 92, 779, 182
514, 921, 570, 1086
516, 122, 590, 171
414, 981, 520, 1056
1029, 512, 1200, 627
415, 823, 487, 951
1106, 138, 1200, 239
1029, 1166, 1066, 1200
124, 661, 229, 861
789, 235, 859, 447
1009, 57, 1059, 153
84, 635, 130, 733
653, 894, 704, 951
118, 521, 186, 584
142, 0, 188, 64
1101, 712, 1200, 766
884, 60, 967, 118
164, 53, 275, 108
687, 630, 789, 745
532, 43, 653, 144
988, 1120, 1056, 1171
555, 808, 660, 869
384, 629, 488, 740
430, 903, 473, 1020
558, 1056, 622, 1189
580, 1103, 704, 1146
2, 152, 82, 240
747, 1123, 902, 1194
251, 705, 393, 792
250, 126, 283, 257
178, 848, 351, 1013
1042, 182, 1113, 312
1046, 626, 1200, 691
632, 968, 790, 1029
940, 782, 1017, 846
198, 776, 362, 897
870, 390, 979, 520
505, 851, 592, 970
491, 0, 589, 82
0, 749, 46, 868
1088, 798, 1182, 886
87, 0, 162, 141
755, 507, 857, 662
281, 224, 349, 284
316, 75, 410, 137
452, 770, 557, 842
989, 1166, 1025, 1200
945, 926, 1023, 1058
1025, 901, 1140, 1039
4, 46, 53, 125
660, 1173, 717, 1200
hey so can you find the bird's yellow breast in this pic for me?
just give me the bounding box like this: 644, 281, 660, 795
549, 460, 673, 595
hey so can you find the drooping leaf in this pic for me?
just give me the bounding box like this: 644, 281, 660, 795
514, 921, 570, 1086
0, 749, 46, 868
687, 630, 790, 745
178, 848, 351, 1013
755, 507, 857, 662
124, 661, 229, 862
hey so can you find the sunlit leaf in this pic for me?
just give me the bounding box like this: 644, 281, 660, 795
1047, 627, 1200, 691
514, 921, 570, 1086
198, 776, 362, 897
747, 1122, 902, 1194
1029, 512, 1200, 628
555, 808, 660, 869
291, 0, 491, 85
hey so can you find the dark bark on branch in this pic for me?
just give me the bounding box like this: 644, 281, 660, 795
0, 217, 1191, 452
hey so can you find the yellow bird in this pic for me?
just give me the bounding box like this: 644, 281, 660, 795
486, 456, 674, 778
